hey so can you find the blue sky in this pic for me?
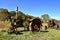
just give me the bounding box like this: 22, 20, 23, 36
0, 0, 60, 20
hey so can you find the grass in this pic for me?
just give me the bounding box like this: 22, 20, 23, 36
0, 29, 60, 40
0, 21, 60, 40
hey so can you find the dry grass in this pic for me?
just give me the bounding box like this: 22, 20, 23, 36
0, 21, 11, 28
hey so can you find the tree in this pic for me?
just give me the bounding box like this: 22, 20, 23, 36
0, 8, 9, 21
41, 14, 50, 23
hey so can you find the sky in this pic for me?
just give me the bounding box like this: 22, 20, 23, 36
0, 0, 60, 20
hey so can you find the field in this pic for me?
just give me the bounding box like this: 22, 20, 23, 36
0, 28, 60, 40
0, 21, 60, 40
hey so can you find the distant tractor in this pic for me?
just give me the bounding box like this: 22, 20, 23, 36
48, 19, 59, 29
48, 19, 56, 28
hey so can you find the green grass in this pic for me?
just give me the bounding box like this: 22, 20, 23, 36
0, 29, 60, 40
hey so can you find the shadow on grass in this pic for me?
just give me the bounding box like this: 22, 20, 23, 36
8, 31, 23, 35
8, 30, 29, 35
16, 31, 23, 35
40, 30, 49, 32
31, 30, 49, 33
20, 30, 29, 32
8, 30, 49, 35
55, 28, 60, 30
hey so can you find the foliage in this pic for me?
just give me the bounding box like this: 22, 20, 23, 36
41, 14, 50, 23
0, 8, 8, 14
0, 8, 9, 21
